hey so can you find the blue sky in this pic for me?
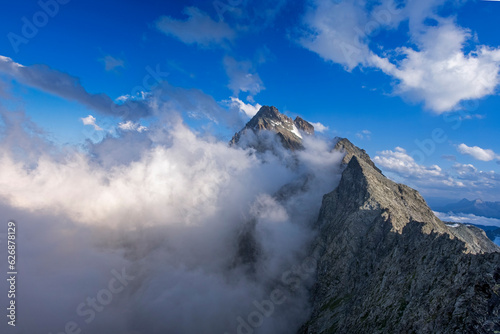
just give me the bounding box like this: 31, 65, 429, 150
1, 0, 500, 203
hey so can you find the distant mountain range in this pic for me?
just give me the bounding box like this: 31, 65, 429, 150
435, 198, 500, 219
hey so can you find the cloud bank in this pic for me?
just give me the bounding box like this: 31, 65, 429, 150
0, 102, 344, 333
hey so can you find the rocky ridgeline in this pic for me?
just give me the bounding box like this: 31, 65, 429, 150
231, 106, 500, 333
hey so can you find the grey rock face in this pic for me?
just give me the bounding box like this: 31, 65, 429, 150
446, 223, 500, 254
230, 106, 313, 151
301, 150, 500, 334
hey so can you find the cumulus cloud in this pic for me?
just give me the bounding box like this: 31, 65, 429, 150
224, 56, 265, 97
309, 122, 329, 133
373, 145, 500, 200
452, 162, 500, 185
0, 104, 345, 334
371, 22, 500, 112
298, 0, 500, 113
457, 143, 499, 161
374, 147, 447, 179
0, 55, 152, 119
81, 115, 103, 131
156, 7, 235, 47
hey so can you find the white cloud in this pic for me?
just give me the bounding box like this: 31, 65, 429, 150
115, 91, 150, 103
0, 55, 152, 119
156, 7, 235, 47
298, 0, 500, 113
299, 1, 371, 71
434, 211, 500, 228
453, 163, 478, 177
80, 115, 102, 131
100, 55, 125, 71
373, 146, 500, 200
356, 129, 371, 140
0, 107, 346, 333
226, 97, 261, 118
223, 56, 264, 97
457, 143, 499, 161
452, 162, 500, 185
118, 120, 147, 132
370, 22, 500, 113
374, 147, 447, 179
310, 122, 329, 133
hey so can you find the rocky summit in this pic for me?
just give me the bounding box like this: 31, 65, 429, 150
232, 106, 500, 333
230, 105, 314, 150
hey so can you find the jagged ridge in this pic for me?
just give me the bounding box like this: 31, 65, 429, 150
301, 151, 500, 334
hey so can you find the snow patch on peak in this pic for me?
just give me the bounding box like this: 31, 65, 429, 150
291, 124, 302, 139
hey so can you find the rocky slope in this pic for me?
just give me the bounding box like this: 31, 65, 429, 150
300, 152, 500, 334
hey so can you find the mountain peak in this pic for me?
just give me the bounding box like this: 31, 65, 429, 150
253, 105, 281, 119
230, 106, 314, 151
294, 116, 314, 135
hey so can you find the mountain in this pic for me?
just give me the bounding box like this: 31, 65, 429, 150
301, 155, 500, 334
232, 106, 500, 333
230, 105, 314, 150
435, 198, 500, 220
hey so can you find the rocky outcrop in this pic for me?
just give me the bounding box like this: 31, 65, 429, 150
301, 151, 500, 334
230, 106, 313, 150
294, 116, 315, 135
334, 137, 383, 174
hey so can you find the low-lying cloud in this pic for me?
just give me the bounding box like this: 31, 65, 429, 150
0, 102, 344, 333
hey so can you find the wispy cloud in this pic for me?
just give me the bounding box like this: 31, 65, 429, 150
156, 7, 235, 47
356, 129, 371, 140
223, 56, 264, 98
100, 55, 125, 72
0, 56, 152, 119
